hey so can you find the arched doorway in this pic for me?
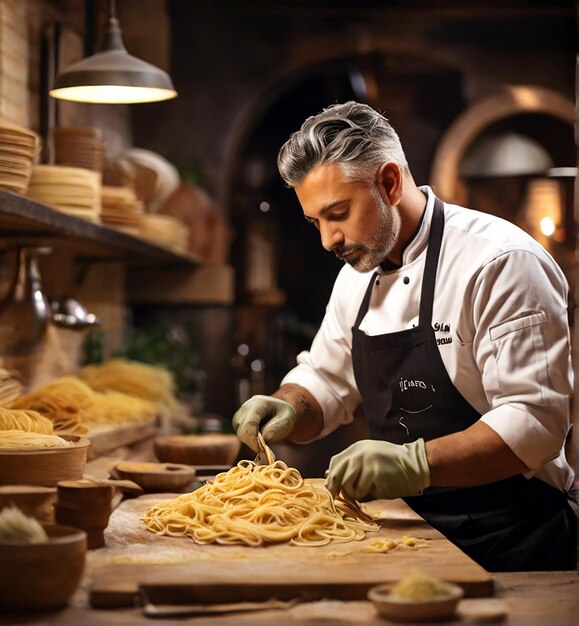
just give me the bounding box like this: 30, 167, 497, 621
430, 85, 575, 281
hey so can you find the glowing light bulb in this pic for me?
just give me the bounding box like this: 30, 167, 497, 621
539, 216, 556, 237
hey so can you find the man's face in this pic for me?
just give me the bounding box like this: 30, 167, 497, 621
295, 163, 401, 272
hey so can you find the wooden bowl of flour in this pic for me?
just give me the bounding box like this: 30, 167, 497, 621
154, 433, 240, 466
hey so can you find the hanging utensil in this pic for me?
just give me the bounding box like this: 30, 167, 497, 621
51, 297, 101, 330
0, 247, 51, 356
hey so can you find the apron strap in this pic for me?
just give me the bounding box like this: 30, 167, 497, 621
354, 271, 379, 329
353, 195, 445, 331
418, 197, 445, 327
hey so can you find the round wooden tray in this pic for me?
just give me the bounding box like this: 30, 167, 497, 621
111, 461, 197, 492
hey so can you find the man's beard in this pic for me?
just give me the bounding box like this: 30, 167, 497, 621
333, 186, 401, 273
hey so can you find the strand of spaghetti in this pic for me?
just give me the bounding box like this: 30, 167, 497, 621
0, 407, 53, 434
143, 450, 379, 547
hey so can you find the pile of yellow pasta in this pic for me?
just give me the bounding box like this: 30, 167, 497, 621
143, 453, 380, 547
80, 359, 178, 418
0, 368, 22, 406
10, 376, 157, 434
0, 406, 53, 435
0, 388, 74, 449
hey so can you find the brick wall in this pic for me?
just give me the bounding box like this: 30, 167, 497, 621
0, 0, 133, 384
0, 0, 29, 126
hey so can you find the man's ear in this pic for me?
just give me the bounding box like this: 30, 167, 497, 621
376, 162, 403, 205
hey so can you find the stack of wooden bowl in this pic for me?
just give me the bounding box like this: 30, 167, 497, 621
27, 165, 101, 222
52, 126, 104, 174
0, 120, 39, 194
55, 480, 114, 549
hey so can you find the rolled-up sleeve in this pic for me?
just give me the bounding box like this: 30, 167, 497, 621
469, 250, 573, 471
281, 268, 365, 439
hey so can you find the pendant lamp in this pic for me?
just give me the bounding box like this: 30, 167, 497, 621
49, 1, 177, 104
459, 132, 552, 178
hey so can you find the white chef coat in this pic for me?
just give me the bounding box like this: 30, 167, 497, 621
282, 186, 574, 492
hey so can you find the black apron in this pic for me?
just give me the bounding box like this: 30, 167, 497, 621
351, 197, 577, 571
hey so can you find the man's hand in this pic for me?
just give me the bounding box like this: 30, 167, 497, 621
232, 395, 298, 452
325, 439, 430, 500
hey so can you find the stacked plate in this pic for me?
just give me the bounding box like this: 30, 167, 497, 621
139, 214, 189, 253
101, 185, 144, 234
52, 127, 104, 174
0, 120, 39, 194
27, 165, 101, 222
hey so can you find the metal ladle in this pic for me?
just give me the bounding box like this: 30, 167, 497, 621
0, 247, 51, 356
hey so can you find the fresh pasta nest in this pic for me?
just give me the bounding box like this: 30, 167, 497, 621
0, 430, 72, 449
10, 376, 156, 434
0, 407, 53, 435
143, 457, 380, 547
80, 359, 178, 417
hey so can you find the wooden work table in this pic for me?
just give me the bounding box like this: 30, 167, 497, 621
1, 486, 577, 625
1, 571, 577, 624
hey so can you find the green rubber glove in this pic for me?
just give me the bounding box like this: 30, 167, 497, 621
325, 439, 430, 501
232, 394, 298, 452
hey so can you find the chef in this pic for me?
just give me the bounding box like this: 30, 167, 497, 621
232, 101, 577, 571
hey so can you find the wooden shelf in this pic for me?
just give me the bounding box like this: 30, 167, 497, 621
127, 265, 235, 305
0, 189, 201, 267
86, 419, 160, 460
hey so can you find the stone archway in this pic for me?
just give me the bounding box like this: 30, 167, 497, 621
429, 85, 575, 203
220, 40, 463, 213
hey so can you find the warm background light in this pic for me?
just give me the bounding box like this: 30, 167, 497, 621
539, 216, 556, 237
522, 178, 562, 248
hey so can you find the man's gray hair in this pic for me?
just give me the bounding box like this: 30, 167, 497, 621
277, 101, 409, 188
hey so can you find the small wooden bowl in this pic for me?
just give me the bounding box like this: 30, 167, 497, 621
57, 480, 114, 510
112, 461, 197, 492
0, 485, 56, 522
0, 435, 91, 487
0, 523, 87, 610
154, 434, 241, 466
368, 582, 464, 622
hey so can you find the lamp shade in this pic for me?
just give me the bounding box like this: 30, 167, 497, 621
49, 18, 177, 104
460, 132, 553, 178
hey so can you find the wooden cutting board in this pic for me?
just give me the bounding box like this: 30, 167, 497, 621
89, 494, 493, 608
